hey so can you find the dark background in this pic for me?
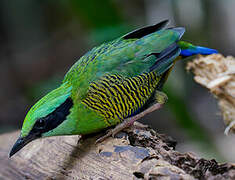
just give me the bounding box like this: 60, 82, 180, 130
0, 0, 234, 162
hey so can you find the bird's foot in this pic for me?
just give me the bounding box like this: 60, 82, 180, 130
95, 101, 165, 144
95, 118, 133, 144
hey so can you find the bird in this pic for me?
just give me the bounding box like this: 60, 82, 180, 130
9, 20, 218, 157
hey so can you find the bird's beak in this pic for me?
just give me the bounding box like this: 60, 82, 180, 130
9, 134, 37, 158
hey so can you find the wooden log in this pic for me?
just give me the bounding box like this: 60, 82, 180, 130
0, 122, 234, 180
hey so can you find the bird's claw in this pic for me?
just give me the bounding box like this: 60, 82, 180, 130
95, 129, 116, 144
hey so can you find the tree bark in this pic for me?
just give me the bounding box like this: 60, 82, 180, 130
0, 122, 234, 180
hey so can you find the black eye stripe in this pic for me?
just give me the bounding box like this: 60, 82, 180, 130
30, 97, 73, 136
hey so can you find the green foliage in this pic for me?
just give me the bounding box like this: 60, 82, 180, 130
70, 0, 122, 28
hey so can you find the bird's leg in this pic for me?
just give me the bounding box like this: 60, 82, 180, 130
96, 91, 168, 144
95, 103, 163, 143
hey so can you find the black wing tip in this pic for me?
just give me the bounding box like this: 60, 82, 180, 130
156, 19, 169, 26
123, 19, 170, 40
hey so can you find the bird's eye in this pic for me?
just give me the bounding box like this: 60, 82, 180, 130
35, 119, 45, 129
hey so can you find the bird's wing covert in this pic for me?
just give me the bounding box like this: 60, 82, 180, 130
64, 22, 184, 99
82, 72, 160, 124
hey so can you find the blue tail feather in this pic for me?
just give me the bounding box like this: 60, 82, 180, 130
180, 46, 218, 57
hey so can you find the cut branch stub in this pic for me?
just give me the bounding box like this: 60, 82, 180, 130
187, 54, 235, 134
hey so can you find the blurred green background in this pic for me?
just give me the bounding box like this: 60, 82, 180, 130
0, 0, 234, 162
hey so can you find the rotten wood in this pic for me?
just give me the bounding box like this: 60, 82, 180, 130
187, 54, 235, 134
0, 122, 234, 180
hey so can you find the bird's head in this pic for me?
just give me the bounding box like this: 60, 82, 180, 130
9, 82, 74, 157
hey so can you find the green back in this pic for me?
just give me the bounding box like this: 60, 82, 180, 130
63, 29, 182, 100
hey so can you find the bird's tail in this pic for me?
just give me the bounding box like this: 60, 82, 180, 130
178, 41, 218, 57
